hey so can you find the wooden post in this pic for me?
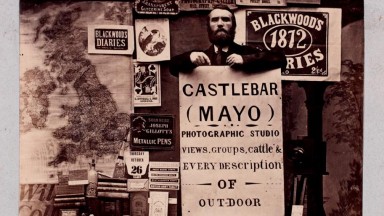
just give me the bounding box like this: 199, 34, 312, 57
298, 82, 330, 216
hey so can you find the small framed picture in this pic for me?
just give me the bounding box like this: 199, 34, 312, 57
60, 209, 78, 216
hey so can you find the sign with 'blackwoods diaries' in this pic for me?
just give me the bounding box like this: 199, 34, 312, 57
88, 25, 134, 55
179, 67, 284, 216
235, 8, 341, 81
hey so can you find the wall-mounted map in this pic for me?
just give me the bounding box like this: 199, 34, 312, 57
20, 1, 133, 184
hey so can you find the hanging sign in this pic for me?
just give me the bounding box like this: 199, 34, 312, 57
235, 8, 341, 81
179, 66, 284, 216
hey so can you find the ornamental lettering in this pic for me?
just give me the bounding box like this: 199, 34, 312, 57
246, 10, 329, 76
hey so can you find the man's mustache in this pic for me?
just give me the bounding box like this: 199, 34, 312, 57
214, 29, 229, 34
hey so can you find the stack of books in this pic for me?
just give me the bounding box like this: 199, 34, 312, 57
54, 185, 86, 208
97, 177, 129, 198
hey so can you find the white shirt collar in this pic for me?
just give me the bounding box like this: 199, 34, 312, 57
214, 45, 229, 53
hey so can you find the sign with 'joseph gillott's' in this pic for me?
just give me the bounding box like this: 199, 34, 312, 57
88, 25, 134, 55
131, 114, 175, 150
235, 8, 341, 81
179, 66, 284, 216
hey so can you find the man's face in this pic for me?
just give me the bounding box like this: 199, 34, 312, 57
208, 9, 235, 46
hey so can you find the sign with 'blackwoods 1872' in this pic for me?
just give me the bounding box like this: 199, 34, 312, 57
237, 8, 341, 81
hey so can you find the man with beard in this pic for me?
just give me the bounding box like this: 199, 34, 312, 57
170, 4, 286, 76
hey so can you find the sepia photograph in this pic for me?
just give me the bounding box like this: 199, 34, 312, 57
16, 0, 367, 215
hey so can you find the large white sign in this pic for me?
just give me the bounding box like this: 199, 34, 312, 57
180, 66, 284, 216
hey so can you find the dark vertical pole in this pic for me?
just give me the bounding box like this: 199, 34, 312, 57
299, 82, 329, 216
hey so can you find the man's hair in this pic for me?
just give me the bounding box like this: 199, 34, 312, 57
207, 4, 237, 30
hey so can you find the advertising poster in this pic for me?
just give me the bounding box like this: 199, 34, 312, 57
135, 0, 179, 15
133, 62, 161, 107
235, 8, 341, 81
237, 0, 286, 7
179, 0, 237, 11
130, 114, 175, 150
135, 19, 171, 62
88, 25, 134, 55
179, 67, 284, 216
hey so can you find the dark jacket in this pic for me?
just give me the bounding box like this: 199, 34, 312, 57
170, 42, 286, 76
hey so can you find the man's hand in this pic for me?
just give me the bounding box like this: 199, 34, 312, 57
226, 54, 244, 66
190, 52, 211, 66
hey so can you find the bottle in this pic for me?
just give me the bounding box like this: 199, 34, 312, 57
86, 159, 98, 198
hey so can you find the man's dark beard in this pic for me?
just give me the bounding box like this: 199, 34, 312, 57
208, 28, 235, 47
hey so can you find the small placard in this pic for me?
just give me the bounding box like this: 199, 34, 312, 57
149, 184, 179, 190
149, 162, 179, 172
130, 114, 175, 150
149, 172, 179, 179
88, 25, 134, 55
135, 0, 179, 15
237, 0, 286, 6
60, 209, 78, 216
128, 179, 150, 192
131, 192, 149, 216
149, 191, 169, 216
287, 0, 319, 4
291, 205, 304, 216
179, 1, 237, 11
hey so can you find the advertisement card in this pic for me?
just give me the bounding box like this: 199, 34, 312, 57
130, 114, 175, 150
135, 19, 171, 62
135, 0, 179, 15
235, 8, 341, 81
133, 62, 161, 107
88, 25, 134, 55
